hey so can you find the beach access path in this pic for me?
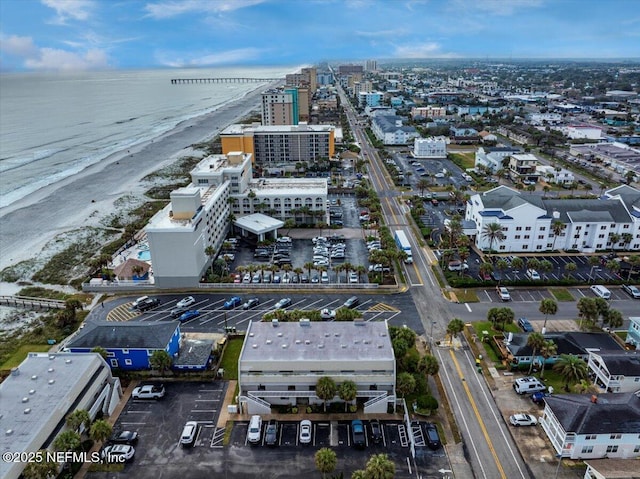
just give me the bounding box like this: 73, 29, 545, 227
0, 85, 273, 274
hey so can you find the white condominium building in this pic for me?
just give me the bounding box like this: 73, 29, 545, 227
413, 136, 448, 158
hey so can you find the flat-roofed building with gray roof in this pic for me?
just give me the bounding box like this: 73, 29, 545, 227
587, 350, 640, 393
540, 392, 640, 459
0, 352, 121, 479
238, 320, 395, 414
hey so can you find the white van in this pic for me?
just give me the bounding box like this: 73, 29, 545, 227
247, 415, 262, 444
321, 271, 329, 283
590, 284, 611, 300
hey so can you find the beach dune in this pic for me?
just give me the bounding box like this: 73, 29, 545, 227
0, 86, 266, 273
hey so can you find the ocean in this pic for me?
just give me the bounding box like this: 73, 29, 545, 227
0, 66, 295, 211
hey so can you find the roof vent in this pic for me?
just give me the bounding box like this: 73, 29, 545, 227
29, 389, 35, 395
266, 339, 272, 345
277, 332, 283, 337
334, 333, 340, 337
318, 344, 325, 349
48, 379, 55, 385
282, 344, 288, 349
22, 397, 29, 403
324, 333, 330, 337
48, 368, 54, 373
252, 344, 258, 348
363, 340, 370, 344
24, 408, 31, 414
11, 367, 19, 376
5, 429, 13, 436
272, 319, 279, 327
305, 340, 311, 345
378, 344, 384, 349
249, 333, 254, 337
353, 340, 360, 344
295, 340, 301, 344
31, 375, 37, 380
380, 333, 387, 337
341, 344, 347, 348
49, 355, 55, 360
299, 318, 310, 326
65, 359, 72, 364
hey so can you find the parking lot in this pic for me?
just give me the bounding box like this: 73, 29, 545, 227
477, 284, 633, 304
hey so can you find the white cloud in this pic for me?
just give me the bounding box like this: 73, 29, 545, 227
393, 42, 457, 58
355, 29, 408, 39
41, 0, 94, 23
156, 47, 263, 67
448, 0, 544, 16
144, 0, 265, 19
0, 34, 109, 71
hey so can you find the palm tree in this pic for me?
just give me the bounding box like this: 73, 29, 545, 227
91, 346, 108, 360
316, 376, 337, 411
304, 261, 314, 278
550, 220, 566, 251
604, 309, 624, 329
526, 257, 541, 272
315, 448, 337, 479
480, 222, 506, 255
205, 245, 216, 276
417, 354, 439, 379
479, 262, 493, 281
396, 372, 416, 398
338, 380, 358, 412
588, 255, 600, 282
149, 350, 173, 374
553, 354, 588, 391
577, 297, 599, 329
609, 232, 621, 252
564, 261, 577, 278
539, 298, 558, 333
527, 332, 545, 374
90, 419, 113, 444
355, 264, 367, 282
365, 453, 396, 479
66, 409, 91, 434
539, 340, 557, 380
606, 260, 620, 278
53, 430, 81, 453
417, 178, 430, 197
21, 451, 58, 479
446, 318, 465, 339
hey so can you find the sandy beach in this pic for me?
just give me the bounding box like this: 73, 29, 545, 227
0, 85, 270, 277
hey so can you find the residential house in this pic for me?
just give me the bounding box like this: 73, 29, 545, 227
540, 392, 640, 459
537, 165, 575, 185
450, 126, 480, 144
508, 153, 540, 184
479, 131, 498, 143
66, 321, 180, 370
474, 146, 521, 173
625, 317, 640, 349
413, 136, 447, 159
588, 350, 640, 393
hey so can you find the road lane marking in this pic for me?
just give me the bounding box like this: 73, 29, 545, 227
465, 303, 472, 312
449, 349, 507, 479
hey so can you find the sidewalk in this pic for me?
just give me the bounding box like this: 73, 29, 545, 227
74, 380, 139, 479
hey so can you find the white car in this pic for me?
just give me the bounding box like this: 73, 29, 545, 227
180, 421, 198, 447
509, 414, 538, 427
497, 287, 511, 301
299, 420, 312, 444
320, 308, 336, 320
132, 384, 165, 399
101, 444, 135, 462
526, 269, 541, 280
369, 264, 390, 273
176, 296, 195, 308
349, 272, 359, 283
434, 172, 445, 178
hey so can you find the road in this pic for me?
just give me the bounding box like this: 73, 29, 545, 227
338, 86, 532, 479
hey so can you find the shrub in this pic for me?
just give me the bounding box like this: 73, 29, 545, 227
417, 394, 439, 411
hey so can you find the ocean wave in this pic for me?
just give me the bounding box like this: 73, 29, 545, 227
0, 147, 70, 174
114, 117, 138, 125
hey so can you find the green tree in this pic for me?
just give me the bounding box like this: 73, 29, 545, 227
577, 297, 599, 329
205, 245, 216, 276
365, 453, 396, 479
511, 256, 524, 271
53, 430, 81, 452
315, 447, 337, 479
338, 380, 358, 412
316, 376, 337, 411
481, 222, 506, 254
66, 409, 91, 433
564, 261, 577, 278
550, 220, 566, 251
396, 372, 416, 398
527, 332, 546, 375
539, 340, 557, 380
91, 346, 108, 360
553, 354, 588, 391
149, 350, 173, 374
539, 298, 558, 333
351, 471, 367, 479
417, 354, 439, 379
89, 419, 113, 444
604, 309, 624, 329
21, 451, 58, 479
447, 318, 465, 339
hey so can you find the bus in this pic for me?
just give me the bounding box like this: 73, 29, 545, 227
394, 230, 413, 264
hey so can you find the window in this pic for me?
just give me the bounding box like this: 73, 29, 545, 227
610, 434, 622, 440
522, 245, 529, 250
540, 227, 546, 231
536, 245, 542, 250
634, 445, 640, 453
122, 349, 129, 354
516, 227, 522, 231
125, 359, 132, 366
515, 235, 521, 239
585, 435, 597, 440
288, 385, 296, 391
581, 446, 593, 454
525, 227, 531, 231
598, 234, 605, 238
538, 235, 544, 240
524, 235, 530, 239
606, 445, 619, 453
106, 351, 115, 358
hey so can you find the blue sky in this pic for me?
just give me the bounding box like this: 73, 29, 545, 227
1, 0, 639, 71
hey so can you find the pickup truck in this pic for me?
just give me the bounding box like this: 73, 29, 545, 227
132, 384, 165, 400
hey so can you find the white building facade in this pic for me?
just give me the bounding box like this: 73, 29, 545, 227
537, 165, 575, 185
474, 147, 520, 173
588, 350, 640, 393
465, 185, 640, 253
238, 320, 396, 415
413, 136, 448, 158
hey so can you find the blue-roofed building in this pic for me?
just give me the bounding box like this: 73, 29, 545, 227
65, 321, 180, 370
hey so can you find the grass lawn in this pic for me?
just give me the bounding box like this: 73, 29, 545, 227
550, 288, 575, 301
0, 344, 53, 370
449, 152, 476, 170
452, 289, 480, 303
219, 337, 244, 380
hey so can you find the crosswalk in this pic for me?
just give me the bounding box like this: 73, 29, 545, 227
367, 302, 400, 312
106, 303, 141, 321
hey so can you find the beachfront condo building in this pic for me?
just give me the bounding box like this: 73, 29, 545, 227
145, 152, 328, 287
220, 123, 335, 168
261, 87, 299, 125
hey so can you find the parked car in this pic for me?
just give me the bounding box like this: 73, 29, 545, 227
132, 384, 165, 400
179, 310, 200, 322
531, 391, 550, 404
351, 420, 366, 449
497, 286, 511, 301
274, 298, 292, 310
425, 422, 442, 450
223, 296, 242, 309
242, 298, 259, 310
349, 272, 359, 283
265, 419, 278, 447
180, 421, 198, 447
242, 273, 251, 283
509, 414, 538, 427
251, 273, 261, 283
526, 269, 541, 280
369, 264, 390, 273
300, 274, 310, 283
369, 419, 382, 444
136, 297, 160, 312
311, 274, 320, 283
517, 317, 534, 332
299, 420, 312, 444
247, 415, 262, 444
320, 308, 336, 320
101, 444, 135, 462
170, 306, 186, 318
176, 296, 196, 308
342, 296, 359, 309
109, 430, 138, 445
622, 284, 640, 299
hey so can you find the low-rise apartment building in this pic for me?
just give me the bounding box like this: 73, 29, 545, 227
465, 185, 640, 253
588, 350, 640, 393
238, 320, 396, 415
413, 136, 447, 158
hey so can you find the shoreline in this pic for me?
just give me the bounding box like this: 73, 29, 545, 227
0, 82, 275, 276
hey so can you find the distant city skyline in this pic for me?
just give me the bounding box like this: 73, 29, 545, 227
1, 0, 639, 72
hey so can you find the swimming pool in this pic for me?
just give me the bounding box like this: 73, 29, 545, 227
137, 250, 151, 261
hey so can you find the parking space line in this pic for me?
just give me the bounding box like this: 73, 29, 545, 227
191, 409, 217, 413
398, 424, 408, 447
